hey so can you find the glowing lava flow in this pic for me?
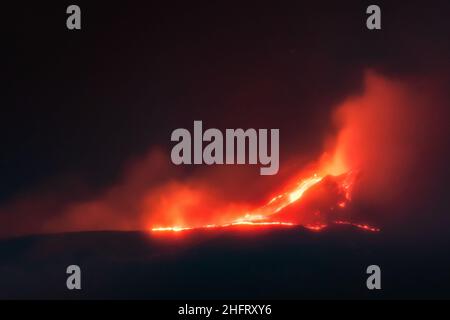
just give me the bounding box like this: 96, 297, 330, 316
150, 170, 380, 234
263, 174, 324, 214
151, 221, 296, 233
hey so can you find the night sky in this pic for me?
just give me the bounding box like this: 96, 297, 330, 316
3, 0, 450, 240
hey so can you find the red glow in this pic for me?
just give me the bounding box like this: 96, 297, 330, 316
150, 169, 379, 233
149, 73, 397, 235
7, 72, 402, 237
334, 220, 380, 232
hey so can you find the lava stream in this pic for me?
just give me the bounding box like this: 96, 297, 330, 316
150, 170, 379, 234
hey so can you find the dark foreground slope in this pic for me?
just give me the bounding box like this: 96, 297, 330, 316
0, 225, 449, 299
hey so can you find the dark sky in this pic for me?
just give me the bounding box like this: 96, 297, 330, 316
3, 0, 450, 237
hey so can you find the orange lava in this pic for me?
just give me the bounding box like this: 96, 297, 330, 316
151, 220, 379, 233
149, 73, 395, 235
150, 170, 379, 234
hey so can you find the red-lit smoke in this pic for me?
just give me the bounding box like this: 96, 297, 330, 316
0, 71, 444, 237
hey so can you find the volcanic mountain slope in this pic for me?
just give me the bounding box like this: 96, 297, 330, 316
1, 225, 450, 299
266, 173, 354, 225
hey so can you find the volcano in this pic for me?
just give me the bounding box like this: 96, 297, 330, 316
264, 172, 355, 225
151, 170, 379, 233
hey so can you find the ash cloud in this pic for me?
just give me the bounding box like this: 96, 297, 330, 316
3, 1, 450, 239
327, 71, 450, 232
1, 71, 448, 238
